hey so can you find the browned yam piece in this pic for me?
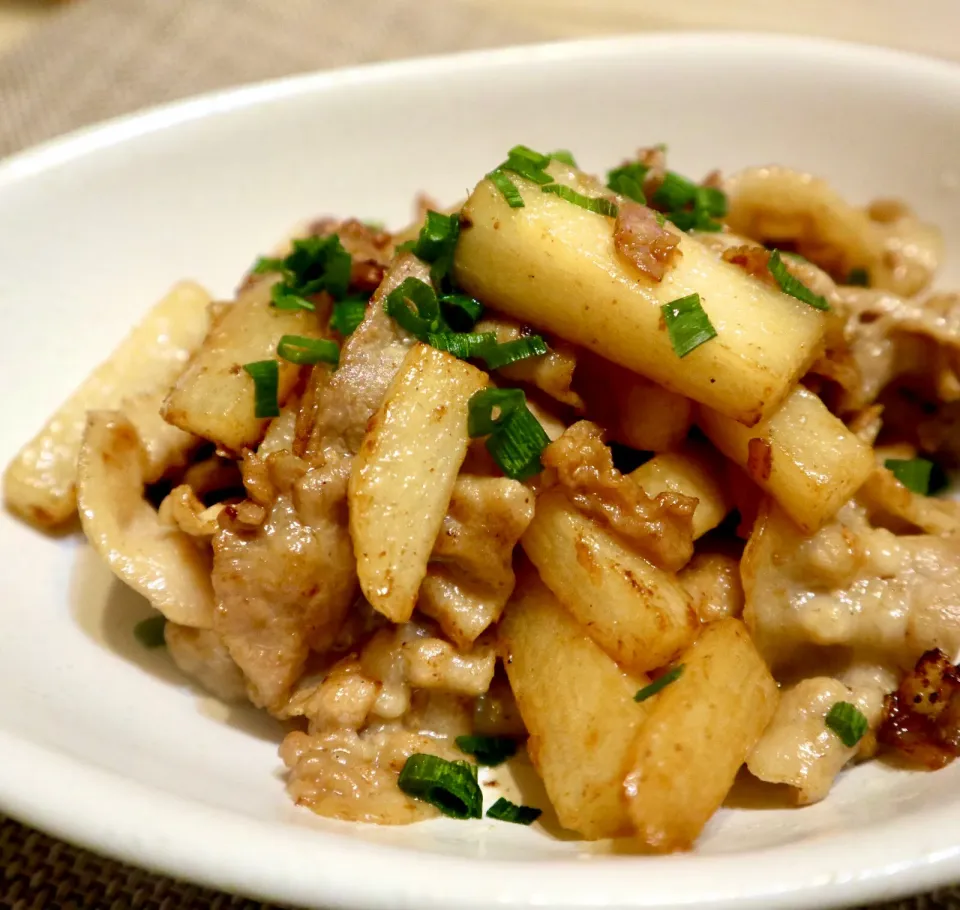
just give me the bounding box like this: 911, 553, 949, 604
522, 488, 697, 673
624, 618, 779, 852
349, 344, 488, 623
162, 277, 322, 453
499, 569, 650, 839
541, 421, 696, 573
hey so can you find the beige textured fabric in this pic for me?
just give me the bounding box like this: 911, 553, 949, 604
0, 0, 544, 158
0, 1, 958, 908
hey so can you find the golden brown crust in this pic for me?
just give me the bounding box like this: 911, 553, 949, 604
878, 648, 960, 769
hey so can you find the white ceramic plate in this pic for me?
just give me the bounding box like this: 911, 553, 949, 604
2, 32, 960, 910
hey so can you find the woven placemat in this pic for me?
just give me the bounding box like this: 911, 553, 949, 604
0, 0, 546, 158
1, 1, 959, 907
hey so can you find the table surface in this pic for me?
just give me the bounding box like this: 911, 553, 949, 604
2, 0, 960, 61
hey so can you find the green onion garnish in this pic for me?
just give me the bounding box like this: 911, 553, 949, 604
257, 234, 353, 309
501, 146, 554, 185
634, 664, 684, 702
133, 615, 166, 649
885, 457, 934, 495
405, 211, 461, 284
455, 735, 518, 767
847, 267, 870, 287
606, 162, 649, 204
654, 173, 726, 216
438, 294, 484, 331
276, 334, 339, 367
651, 172, 726, 232
486, 407, 551, 481
824, 701, 869, 747
397, 754, 483, 819
242, 359, 281, 418
768, 250, 830, 311
468, 388, 550, 481
486, 797, 542, 826
270, 286, 316, 311
253, 255, 285, 274
488, 170, 525, 208
330, 297, 368, 336
661, 293, 717, 358
548, 149, 577, 166
467, 388, 527, 437
481, 335, 549, 370
426, 331, 498, 360
652, 172, 696, 211
541, 184, 618, 217
384, 277, 443, 339
508, 144, 552, 167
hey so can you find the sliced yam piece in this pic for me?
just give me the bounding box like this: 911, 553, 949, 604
162, 277, 321, 453
5, 281, 211, 527
576, 353, 694, 452
349, 343, 488, 622
699, 385, 874, 533
454, 161, 825, 425
521, 488, 697, 673
624, 617, 779, 852
499, 569, 650, 839
629, 444, 732, 539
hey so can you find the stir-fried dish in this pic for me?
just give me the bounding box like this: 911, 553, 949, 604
8, 144, 960, 851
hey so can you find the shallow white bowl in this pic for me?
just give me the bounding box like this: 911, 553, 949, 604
2, 32, 960, 910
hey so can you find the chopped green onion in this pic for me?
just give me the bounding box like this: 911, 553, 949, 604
330, 297, 368, 336
488, 170, 525, 208
486, 406, 551, 481
768, 250, 830, 311
661, 293, 717, 358
397, 754, 483, 819
481, 335, 549, 371
508, 145, 552, 169
286, 234, 352, 299
455, 735, 518, 767
384, 277, 442, 339
634, 664, 684, 702
501, 146, 554, 186
541, 184, 618, 217
825, 701, 869, 747
548, 149, 577, 166
467, 388, 527, 437
439, 294, 484, 331
253, 255, 285, 275
847, 267, 870, 287
486, 797, 542, 826
406, 211, 461, 283
133, 615, 166, 649
276, 334, 339, 367
426, 331, 497, 360
652, 172, 726, 232
652, 172, 699, 211
606, 162, 649, 204
242, 360, 281, 418
697, 185, 728, 218
270, 285, 316, 312
468, 388, 551, 481
258, 234, 353, 309
885, 457, 934, 495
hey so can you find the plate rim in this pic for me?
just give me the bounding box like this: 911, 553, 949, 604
3, 30, 960, 910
